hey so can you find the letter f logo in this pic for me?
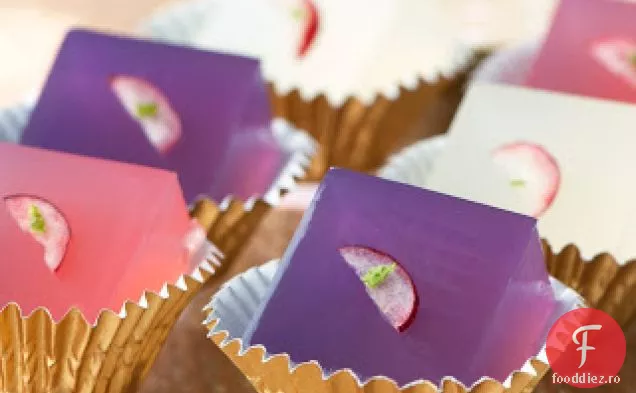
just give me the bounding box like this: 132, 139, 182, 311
572, 324, 603, 368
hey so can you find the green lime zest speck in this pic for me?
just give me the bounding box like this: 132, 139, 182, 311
29, 205, 46, 234
510, 179, 526, 187
291, 7, 304, 20
362, 263, 396, 288
136, 102, 158, 118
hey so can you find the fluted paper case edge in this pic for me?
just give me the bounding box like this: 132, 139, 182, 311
0, 260, 218, 393
202, 244, 613, 393
0, 194, 279, 393
542, 240, 636, 328
266, 72, 471, 180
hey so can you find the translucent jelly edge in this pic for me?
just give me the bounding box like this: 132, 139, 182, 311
0, 239, 223, 326
261, 118, 317, 207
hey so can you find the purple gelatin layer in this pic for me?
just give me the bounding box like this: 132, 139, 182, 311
244, 168, 556, 386
21, 29, 286, 203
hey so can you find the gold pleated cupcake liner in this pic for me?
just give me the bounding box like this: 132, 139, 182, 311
266, 75, 470, 180
0, 262, 216, 393
264, 49, 500, 181
205, 239, 636, 393
221, 330, 553, 393
191, 198, 273, 272
542, 240, 636, 328
204, 257, 585, 393
0, 195, 283, 393
207, 321, 552, 393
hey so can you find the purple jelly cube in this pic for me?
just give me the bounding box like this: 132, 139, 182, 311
244, 168, 557, 386
21, 29, 285, 203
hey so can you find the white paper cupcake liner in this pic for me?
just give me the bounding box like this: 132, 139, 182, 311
204, 259, 584, 391
205, 260, 279, 334
470, 41, 542, 86
377, 135, 448, 185
262, 119, 316, 206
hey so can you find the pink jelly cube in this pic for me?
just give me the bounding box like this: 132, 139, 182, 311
0, 143, 200, 323
527, 0, 636, 103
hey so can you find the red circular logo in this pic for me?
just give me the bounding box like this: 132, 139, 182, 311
546, 308, 626, 388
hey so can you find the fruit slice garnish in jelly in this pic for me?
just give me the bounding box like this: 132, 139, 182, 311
110, 75, 183, 154
291, 0, 319, 57
339, 246, 418, 332
4, 195, 70, 271
591, 38, 636, 88
492, 142, 561, 218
